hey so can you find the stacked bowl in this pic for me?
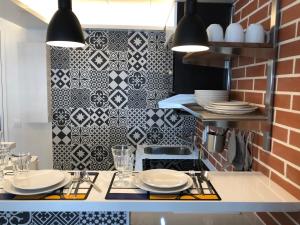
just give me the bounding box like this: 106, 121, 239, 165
194, 90, 229, 107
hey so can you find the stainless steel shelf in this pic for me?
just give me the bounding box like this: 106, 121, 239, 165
177, 0, 279, 151
182, 103, 269, 131
183, 42, 274, 68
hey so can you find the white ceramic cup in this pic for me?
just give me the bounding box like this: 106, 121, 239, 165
206, 24, 224, 42
225, 23, 244, 42
245, 23, 265, 43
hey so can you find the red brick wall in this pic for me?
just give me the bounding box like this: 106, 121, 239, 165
195, 1, 300, 224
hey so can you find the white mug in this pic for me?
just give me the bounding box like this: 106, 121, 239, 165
245, 23, 265, 43
206, 24, 224, 42
225, 23, 244, 42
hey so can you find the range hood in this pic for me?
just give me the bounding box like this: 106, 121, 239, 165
158, 94, 196, 109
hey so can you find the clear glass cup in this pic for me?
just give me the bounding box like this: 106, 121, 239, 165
0, 147, 9, 181
11, 152, 31, 175
112, 145, 133, 187
123, 154, 135, 178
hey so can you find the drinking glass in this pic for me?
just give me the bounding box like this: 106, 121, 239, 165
0, 147, 9, 181
112, 145, 133, 187
11, 152, 31, 175
123, 154, 135, 178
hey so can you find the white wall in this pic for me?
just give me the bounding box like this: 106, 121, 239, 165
0, 18, 52, 169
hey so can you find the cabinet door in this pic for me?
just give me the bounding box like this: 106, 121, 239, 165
18, 42, 50, 123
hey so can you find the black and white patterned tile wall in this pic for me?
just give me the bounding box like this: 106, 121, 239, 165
51, 29, 196, 171
0, 30, 196, 225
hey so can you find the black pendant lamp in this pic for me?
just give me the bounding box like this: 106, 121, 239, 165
46, 0, 85, 48
172, 0, 209, 53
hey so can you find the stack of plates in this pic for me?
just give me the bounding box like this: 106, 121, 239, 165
3, 170, 71, 195
204, 101, 258, 115
194, 90, 229, 107
134, 169, 192, 193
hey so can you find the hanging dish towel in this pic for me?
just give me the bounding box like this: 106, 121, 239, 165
233, 131, 246, 171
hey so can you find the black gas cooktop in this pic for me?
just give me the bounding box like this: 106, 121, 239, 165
142, 159, 209, 171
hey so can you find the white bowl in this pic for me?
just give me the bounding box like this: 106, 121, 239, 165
196, 98, 228, 107
195, 93, 228, 97
196, 96, 228, 106
207, 24, 224, 42
225, 23, 244, 42
195, 90, 229, 106
195, 96, 228, 100
195, 95, 228, 99
245, 24, 265, 43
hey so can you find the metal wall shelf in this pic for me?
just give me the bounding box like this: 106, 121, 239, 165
181, 0, 279, 150
183, 42, 274, 68
163, 0, 279, 150
182, 103, 269, 131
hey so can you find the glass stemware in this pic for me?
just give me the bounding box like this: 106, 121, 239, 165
112, 145, 134, 187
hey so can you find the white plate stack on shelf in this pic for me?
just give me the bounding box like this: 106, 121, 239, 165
134, 169, 193, 193
204, 101, 258, 115
3, 170, 72, 195
194, 90, 229, 107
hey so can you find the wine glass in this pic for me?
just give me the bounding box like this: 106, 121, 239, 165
112, 145, 133, 187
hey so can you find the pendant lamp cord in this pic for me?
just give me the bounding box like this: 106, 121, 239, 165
58, 0, 72, 10
185, 0, 197, 15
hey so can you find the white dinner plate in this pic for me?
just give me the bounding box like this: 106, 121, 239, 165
134, 173, 193, 193
194, 90, 228, 94
3, 172, 72, 195
205, 105, 257, 111
207, 104, 252, 110
206, 105, 254, 111
12, 170, 66, 190
139, 169, 188, 188
211, 101, 250, 106
204, 106, 257, 115
195, 93, 228, 96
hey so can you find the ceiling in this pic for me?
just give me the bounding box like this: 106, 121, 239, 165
0, 0, 46, 29
11, 0, 176, 30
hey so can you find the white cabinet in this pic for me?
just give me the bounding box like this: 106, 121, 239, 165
18, 42, 50, 123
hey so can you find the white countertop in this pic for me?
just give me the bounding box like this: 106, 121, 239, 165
0, 171, 299, 213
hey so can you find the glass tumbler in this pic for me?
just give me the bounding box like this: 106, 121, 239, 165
123, 154, 134, 178
111, 145, 133, 187
0, 147, 9, 181
11, 152, 31, 175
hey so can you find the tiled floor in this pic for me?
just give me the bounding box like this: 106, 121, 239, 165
130, 212, 263, 225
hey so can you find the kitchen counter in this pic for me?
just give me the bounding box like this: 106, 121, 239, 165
0, 171, 299, 213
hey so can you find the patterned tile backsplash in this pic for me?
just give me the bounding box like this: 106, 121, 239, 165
0, 30, 195, 225
51, 29, 196, 171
